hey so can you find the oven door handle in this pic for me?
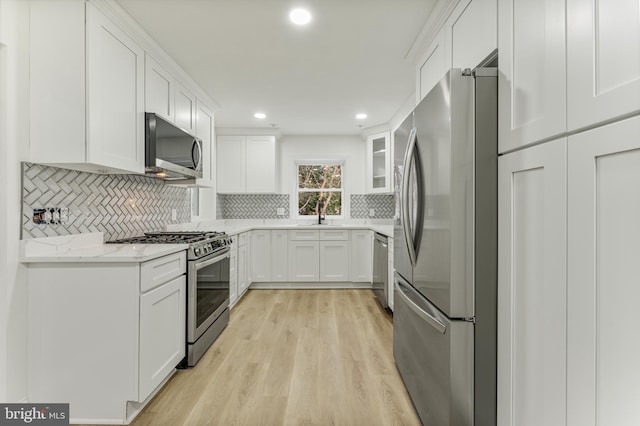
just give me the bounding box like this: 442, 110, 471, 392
195, 251, 230, 271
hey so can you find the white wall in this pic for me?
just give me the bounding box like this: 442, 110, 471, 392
0, 0, 30, 402
279, 135, 366, 218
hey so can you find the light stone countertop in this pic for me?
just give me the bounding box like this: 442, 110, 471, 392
20, 232, 188, 263
167, 220, 394, 238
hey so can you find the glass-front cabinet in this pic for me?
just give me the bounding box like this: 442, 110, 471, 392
366, 131, 391, 193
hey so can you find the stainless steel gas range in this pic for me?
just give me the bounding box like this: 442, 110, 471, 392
108, 231, 232, 366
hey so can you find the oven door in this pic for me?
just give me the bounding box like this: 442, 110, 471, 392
187, 249, 230, 343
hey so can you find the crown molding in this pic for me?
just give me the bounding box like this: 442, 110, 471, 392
404, 0, 459, 64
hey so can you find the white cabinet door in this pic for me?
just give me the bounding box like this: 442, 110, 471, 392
195, 101, 215, 187
387, 236, 394, 310
567, 0, 640, 132
366, 132, 391, 193
416, 29, 447, 104
498, 0, 566, 153
251, 230, 271, 281
238, 243, 248, 294
497, 139, 567, 426
145, 54, 174, 122
216, 136, 246, 193
271, 230, 288, 281
288, 241, 319, 282
174, 81, 196, 135
139, 275, 185, 401
446, 0, 497, 69
86, 2, 144, 173
29, 0, 86, 166
567, 115, 640, 426
319, 241, 350, 281
246, 136, 277, 193
349, 230, 372, 282
229, 242, 238, 306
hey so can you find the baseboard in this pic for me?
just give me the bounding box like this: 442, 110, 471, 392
249, 282, 373, 289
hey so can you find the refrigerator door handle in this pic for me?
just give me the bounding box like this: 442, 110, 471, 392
401, 127, 418, 266
395, 279, 447, 334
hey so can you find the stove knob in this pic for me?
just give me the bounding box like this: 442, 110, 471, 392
194, 247, 201, 256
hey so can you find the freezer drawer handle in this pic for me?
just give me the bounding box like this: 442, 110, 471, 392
395, 281, 446, 334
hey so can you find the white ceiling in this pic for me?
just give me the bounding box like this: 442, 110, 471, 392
116, 0, 438, 136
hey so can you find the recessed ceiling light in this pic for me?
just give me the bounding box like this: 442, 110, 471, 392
355, 113, 368, 120
289, 8, 311, 25
254, 112, 266, 119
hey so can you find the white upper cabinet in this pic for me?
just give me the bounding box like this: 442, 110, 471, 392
216, 136, 247, 193
174, 81, 196, 134
498, 138, 567, 426
416, 29, 447, 104
415, 0, 497, 104
194, 101, 215, 187
498, 0, 567, 152
567, 0, 640, 132
145, 54, 174, 122
246, 136, 277, 193
366, 131, 391, 193
30, 1, 145, 174
216, 135, 277, 193
446, 0, 497, 69
86, 3, 145, 174
567, 115, 640, 426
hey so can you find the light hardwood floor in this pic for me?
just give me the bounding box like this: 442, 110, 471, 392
129, 289, 421, 426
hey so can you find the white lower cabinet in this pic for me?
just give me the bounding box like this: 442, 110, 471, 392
27, 251, 186, 423
251, 230, 271, 281
498, 139, 567, 426
349, 230, 372, 282
567, 115, 640, 426
238, 233, 249, 296
247, 228, 380, 284
271, 230, 289, 281
229, 238, 238, 306
288, 241, 320, 281
319, 241, 349, 281
139, 275, 185, 400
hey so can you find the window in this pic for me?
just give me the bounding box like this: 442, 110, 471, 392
297, 163, 343, 217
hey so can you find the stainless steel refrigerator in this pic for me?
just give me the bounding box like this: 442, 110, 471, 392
393, 68, 497, 426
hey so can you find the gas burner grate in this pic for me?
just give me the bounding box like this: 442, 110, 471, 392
108, 231, 227, 245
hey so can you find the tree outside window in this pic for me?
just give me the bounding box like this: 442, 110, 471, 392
297, 164, 342, 216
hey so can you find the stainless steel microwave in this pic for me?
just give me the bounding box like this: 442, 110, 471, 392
145, 113, 203, 180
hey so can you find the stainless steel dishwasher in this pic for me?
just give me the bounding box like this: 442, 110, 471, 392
372, 232, 389, 308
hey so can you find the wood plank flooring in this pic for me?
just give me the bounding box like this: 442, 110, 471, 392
129, 289, 421, 426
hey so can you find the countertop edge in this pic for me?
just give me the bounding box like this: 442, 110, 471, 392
20, 244, 189, 264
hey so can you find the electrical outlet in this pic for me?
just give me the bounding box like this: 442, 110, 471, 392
369, 209, 375, 217
171, 208, 177, 221
276, 207, 285, 216
33, 207, 69, 225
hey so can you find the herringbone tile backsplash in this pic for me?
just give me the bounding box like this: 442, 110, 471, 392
22, 163, 190, 240
217, 193, 395, 219
217, 194, 290, 219
350, 194, 395, 218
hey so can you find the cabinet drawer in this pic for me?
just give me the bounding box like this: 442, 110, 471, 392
238, 233, 247, 247
140, 251, 187, 293
288, 230, 320, 241
320, 230, 349, 241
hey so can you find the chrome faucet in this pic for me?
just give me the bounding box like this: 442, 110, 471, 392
317, 199, 325, 225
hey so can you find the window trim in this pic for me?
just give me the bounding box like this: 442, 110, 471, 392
294, 160, 346, 220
